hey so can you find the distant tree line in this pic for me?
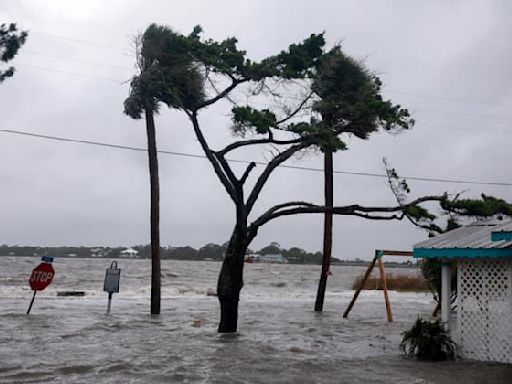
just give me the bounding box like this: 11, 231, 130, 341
0, 245, 125, 259
0, 242, 350, 264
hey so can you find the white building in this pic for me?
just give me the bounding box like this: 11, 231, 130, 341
120, 248, 138, 258
413, 220, 512, 364
258, 253, 288, 264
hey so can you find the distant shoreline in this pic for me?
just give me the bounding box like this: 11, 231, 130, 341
0, 254, 417, 267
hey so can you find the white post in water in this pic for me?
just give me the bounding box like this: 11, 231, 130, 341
103, 261, 121, 314
441, 261, 451, 326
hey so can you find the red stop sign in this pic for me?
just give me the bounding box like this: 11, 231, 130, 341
29, 263, 55, 291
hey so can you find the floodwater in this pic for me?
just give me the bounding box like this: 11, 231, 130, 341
0, 257, 510, 383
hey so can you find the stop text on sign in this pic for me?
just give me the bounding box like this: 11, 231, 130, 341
29, 263, 55, 291
30, 270, 54, 283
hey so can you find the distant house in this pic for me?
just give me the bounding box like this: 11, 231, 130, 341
90, 248, 104, 258
120, 248, 138, 258
259, 253, 288, 264
245, 254, 260, 263
413, 220, 512, 364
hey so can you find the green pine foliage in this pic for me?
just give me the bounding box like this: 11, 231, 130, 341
0, 23, 27, 83
311, 46, 414, 149
231, 107, 277, 134
124, 24, 206, 118
441, 194, 512, 219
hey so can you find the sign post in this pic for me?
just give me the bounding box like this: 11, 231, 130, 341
27, 256, 55, 314
103, 261, 121, 313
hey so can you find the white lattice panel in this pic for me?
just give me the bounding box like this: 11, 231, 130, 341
457, 259, 512, 363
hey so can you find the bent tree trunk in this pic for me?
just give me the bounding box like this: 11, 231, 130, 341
217, 227, 248, 333
315, 149, 333, 311
145, 108, 161, 315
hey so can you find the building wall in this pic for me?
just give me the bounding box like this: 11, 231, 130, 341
456, 259, 512, 364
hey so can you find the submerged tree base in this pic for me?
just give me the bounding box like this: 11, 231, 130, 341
218, 297, 240, 333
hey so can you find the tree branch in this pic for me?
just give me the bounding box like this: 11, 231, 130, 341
217, 136, 304, 156
246, 139, 315, 213
188, 111, 237, 201
214, 151, 239, 186
240, 162, 256, 185
275, 92, 313, 125
206, 75, 238, 107
383, 160, 445, 233
217, 91, 312, 156
248, 195, 447, 236
195, 78, 248, 110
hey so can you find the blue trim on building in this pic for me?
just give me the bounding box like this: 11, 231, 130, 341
491, 231, 512, 241
413, 247, 512, 259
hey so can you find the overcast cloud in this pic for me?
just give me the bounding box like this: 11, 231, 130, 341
1, 0, 511, 259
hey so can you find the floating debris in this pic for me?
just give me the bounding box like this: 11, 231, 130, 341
57, 291, 85, 297
192, 319, 202, 327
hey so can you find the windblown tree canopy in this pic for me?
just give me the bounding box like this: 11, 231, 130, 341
132, 23, 508, 333
386, 164, 512, 234
312, 46, 412, 141
124, 24, 205, 118
0, 23, 27, 83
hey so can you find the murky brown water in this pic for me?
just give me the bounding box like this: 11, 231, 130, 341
1, 257, 510, 383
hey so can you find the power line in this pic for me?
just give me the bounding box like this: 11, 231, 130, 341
268, 94, 512, 121
23, 50, 133, 71
0, 129, 203, 158
387, 90, 512, 109
9, 61, 512, 136
29, 31, 512, 112
415, 108, 512, 121
16, 63, 126, 84
1, 129, 511, 187
16, 44, 512, 122
31, 31, 129, 53
419, 123, 512, 136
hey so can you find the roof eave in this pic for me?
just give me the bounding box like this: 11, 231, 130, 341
413, 247, 512, 259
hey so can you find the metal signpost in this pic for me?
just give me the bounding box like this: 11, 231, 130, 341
27, 256, 55, 314
103, 261, 121, 313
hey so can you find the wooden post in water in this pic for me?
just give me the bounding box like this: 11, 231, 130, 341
343, 249, 411, 321
343, 252, 379, 318
378, 257, 393, 322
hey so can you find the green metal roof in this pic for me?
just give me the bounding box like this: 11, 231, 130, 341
413, 220, 512, 259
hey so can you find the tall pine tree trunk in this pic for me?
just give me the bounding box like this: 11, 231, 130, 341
145, 108, 161, 315
315, 149, 333, 311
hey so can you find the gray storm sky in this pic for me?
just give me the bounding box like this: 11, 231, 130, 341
1, 0, 511, 259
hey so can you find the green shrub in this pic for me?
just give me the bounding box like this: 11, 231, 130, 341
400, 318, 457, 361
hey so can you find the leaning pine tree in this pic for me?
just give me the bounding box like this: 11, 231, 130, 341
134, 24, 503, 332
312, 47, 413, 311
124, 25, 205, 314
